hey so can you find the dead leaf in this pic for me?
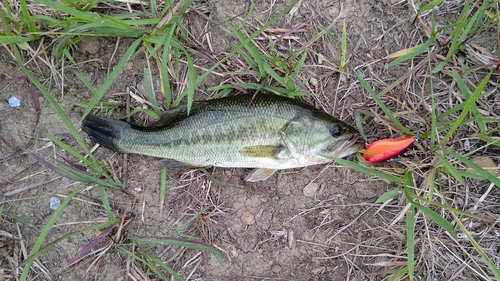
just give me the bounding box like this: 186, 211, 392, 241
467, 156, 499, 176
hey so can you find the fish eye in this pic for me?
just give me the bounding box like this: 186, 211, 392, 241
329, 124, 343, 137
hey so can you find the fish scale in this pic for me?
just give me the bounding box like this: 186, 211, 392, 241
82, 94, 362, 181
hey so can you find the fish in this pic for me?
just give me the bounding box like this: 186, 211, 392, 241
82, 94, 362, 182
362, 136, 415, 164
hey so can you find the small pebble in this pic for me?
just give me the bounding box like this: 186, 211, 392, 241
78, 37, 100, 55
49, 197, 61, 210
271, 264, 282, 273
463, 139, 470, 151
124, 62, 134, 71
8, 96, 20, 107
303, 182, 319, 197
137, 76, 161, 94
241, 210, 256, 225
318, 183, 326, 196
310, 77, 318, 87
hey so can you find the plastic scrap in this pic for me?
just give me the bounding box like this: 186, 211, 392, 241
49, 197, 61, 210
8, 96, 20, 107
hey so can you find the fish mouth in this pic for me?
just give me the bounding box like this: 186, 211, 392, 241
334, 134, 364, 158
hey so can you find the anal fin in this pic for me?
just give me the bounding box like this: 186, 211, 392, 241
245, 168, 277, 182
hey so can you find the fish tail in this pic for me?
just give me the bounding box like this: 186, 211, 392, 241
82, 115, 130, 152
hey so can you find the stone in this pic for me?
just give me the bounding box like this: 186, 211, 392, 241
241, 210, 256, 225
79, 37, 100, 55
271, 264, 282, 273
303, 182, 319, 197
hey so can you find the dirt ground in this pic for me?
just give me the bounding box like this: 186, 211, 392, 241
1, 0, 498, 280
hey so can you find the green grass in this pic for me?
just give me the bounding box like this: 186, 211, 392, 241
1, 0, 217, 279
1, 0, 499, 280
347, 1, 500, 279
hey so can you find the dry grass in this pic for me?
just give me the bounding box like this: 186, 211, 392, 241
1, 0, 499, 280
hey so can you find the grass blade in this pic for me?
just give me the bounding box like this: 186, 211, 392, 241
225, 19, 265, 79
403, 172, 415, 281
403, 180, 457, 238
160, 23, 177, 107
418, 0, 445, 14
43, 132, 105, 175
449, 70, 486, 133
143, 67, 162, 115
159, 167, 168, 213
438, 71, 492, 146
387, 266, 409, 281
194, 0, 300, 86
22, 220, 119, 268
8, 45, 96, 162
36, 0, 138, 32
116, 247, 173, 280
67, 224, 115, 266
339, 20, 347, 70
130, 236, 223, 264
74, 70, 97, 94
354, 70, 411, 135
328, 157, 403, 183
0, 36, 32, 43
375, 188, 400, 203
388, 37, 435, 67
184, 50, 196, 114
82, 38, 142, 119
449, 210, 500, 280
138, 249, 184, 281
428, 58, 437, 151
99, 185, 114, 221
434, 153, 465, 185
450, 151, 500, 187
19, 0, 37, 35
19, 186, 83, 281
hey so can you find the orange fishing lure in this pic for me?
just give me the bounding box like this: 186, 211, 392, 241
362, 136, 415, 164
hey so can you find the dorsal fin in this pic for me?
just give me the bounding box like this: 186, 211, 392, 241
149, 101, 209, 128
148, 105, 187, 128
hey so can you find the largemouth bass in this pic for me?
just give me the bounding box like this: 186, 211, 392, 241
82, 94, 362, 182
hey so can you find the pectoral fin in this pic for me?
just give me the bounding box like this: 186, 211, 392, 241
240, 145, 283, 158
245, 168, 277, 182
156, 159, 196, 169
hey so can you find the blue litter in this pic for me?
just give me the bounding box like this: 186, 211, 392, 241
8, 96, 20, 107
49, 197, 61, 210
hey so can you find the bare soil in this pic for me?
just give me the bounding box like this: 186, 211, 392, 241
1, 0, 499, 280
